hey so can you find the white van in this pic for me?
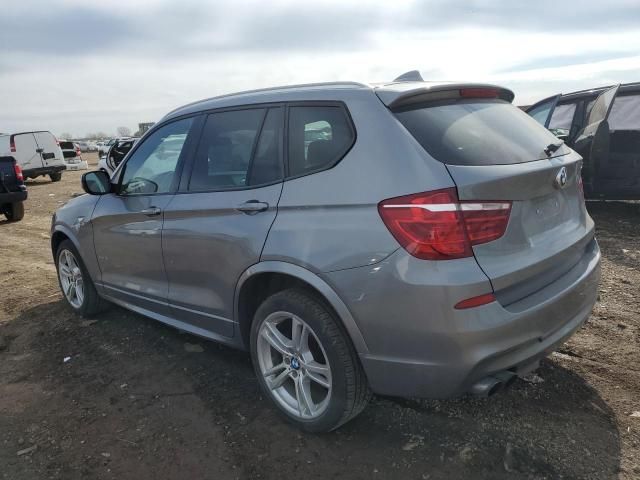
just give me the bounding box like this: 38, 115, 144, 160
0, 131, 66, 182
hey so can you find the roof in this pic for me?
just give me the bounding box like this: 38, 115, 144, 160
559, 81, 640, 101
162, 79, 514, 121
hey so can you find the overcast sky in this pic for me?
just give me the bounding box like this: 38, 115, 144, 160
2, 0, 640, 137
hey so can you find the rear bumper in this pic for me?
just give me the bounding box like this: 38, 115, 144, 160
65, 160, 88, 171
0, 189, 27, 204
23, 165, 65, 178
325, 238, 601, 398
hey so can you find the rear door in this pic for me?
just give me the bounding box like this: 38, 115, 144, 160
162, 107, 284, 337
572, 85, 619, 196
33, 132, 65, 168
13, 133, 43, 171
394, 96, 593, 312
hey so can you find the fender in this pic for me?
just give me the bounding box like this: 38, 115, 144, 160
234, 261, 369, 354
52, 222, 102, 284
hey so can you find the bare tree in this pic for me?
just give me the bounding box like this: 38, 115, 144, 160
59, 132, 73, 140
116, 126, 131, 137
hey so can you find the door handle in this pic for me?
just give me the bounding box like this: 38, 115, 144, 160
140, 206, 162, 217
236, 200, 269, 215
36, 148, 44, 154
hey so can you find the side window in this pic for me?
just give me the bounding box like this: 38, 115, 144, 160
288, 105, 354, 177
608, 94, 640, 130
188, 109, 265, 191
527, 99, 555, 126
548, 103, 577, 134
248, 108, 284, 186
120, 118, 193, 195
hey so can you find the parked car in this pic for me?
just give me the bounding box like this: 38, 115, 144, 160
98, 137, 139, 176
59, 141, 88, 171
75, 141, 89, 152
51, 76, 600, 432
526, 82, 640, 199
98, 139, 116, 155
0, 156, 27, 221
86, 141, 98, 152
0, 131, 65, 182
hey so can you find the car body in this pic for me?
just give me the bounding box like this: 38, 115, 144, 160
0, 131, 65, 182
59, 141, 89, 171
526, 82, 640, 199
75, 141, 91, 153
0, 156, 27, 221
52, 78, 600, 431
97, 137, 139, 176
98, 139, 116, 155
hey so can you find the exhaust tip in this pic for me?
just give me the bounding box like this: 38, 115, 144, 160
470, 376, 504, 397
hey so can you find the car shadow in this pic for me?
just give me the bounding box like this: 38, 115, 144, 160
3, 300, 622, 480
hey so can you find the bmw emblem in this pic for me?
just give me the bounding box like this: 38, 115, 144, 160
290, 357, 300, 370
554, 166, 568, 189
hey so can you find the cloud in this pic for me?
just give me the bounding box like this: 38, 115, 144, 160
1, 0, 639, 135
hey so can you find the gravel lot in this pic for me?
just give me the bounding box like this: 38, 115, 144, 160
1, 153, 639, 479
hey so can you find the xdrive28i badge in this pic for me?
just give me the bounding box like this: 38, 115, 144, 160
554, 166, 568, 189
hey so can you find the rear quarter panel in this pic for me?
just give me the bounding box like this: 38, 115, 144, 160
262, 89, 454, 272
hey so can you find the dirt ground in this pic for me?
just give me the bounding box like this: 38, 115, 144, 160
1, 152, 639, 479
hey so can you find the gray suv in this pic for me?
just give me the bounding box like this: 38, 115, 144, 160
52, 78, 601, 432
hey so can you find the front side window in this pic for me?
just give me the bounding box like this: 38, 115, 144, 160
119, 118, 192, 195
527, 98, 556, 126
288, 105, 354, 177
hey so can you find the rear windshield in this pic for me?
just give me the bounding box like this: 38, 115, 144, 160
59, 141, 74, 149
394, 99, 564, 166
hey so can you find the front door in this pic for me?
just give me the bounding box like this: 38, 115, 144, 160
91, 117, 195, 314
592, 92, 640, 198
163, 107, 285, 337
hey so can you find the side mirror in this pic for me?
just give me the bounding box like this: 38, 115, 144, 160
81, 170, 112, 195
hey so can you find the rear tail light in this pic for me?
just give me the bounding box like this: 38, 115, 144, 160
9, 135, 16, 153
54, 137, 60, 147
14, 164, 24, 182
75, 145, 81, 156
378, 188, 511, 261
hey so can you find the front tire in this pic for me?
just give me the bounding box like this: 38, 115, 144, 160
56, 240, 105, 316
3, 202, 24, 221
250, 289, 371, 432
50, 172, 62, 182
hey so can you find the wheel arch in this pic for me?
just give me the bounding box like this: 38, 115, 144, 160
234, 262, 369, 354
51, 225, 80, 257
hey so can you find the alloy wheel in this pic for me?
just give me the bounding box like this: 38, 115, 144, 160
256, 311, 332, 420
58, 249, 85, 309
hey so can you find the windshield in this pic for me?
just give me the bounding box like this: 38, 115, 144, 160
394, 99, 566, 166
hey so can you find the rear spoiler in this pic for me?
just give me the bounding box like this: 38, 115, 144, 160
375, 83, 515, 109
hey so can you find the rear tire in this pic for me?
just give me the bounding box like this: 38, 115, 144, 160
3, 202, 24, 222
55, 240, 107, 317
50, 172, 62, 182
250, 288, 371, 432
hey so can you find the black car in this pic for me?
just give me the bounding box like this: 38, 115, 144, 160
527, 82, 640, 199
0, 156, 27, 221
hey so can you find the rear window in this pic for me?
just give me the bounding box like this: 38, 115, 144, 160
59, 141, 74, 149
394, 99, 563, 166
